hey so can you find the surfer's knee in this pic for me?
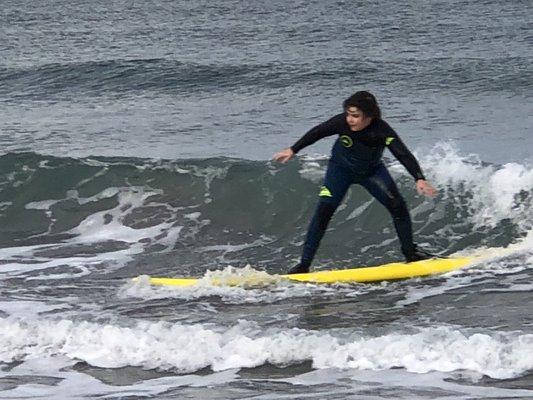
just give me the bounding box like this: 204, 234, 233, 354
387, 196, 409, 219
318, 184, 344, 209
314, 201, 337, 230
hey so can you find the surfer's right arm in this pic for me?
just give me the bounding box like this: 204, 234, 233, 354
272, 114, 342, 163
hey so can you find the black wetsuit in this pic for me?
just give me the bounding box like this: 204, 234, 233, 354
291, 113, 425, 269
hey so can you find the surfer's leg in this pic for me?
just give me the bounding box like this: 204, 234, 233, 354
360, 164, 417, 257
291, 162, 351, 273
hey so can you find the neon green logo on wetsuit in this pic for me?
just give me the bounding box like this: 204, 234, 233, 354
340, 135, 353, 148
319, 186, 332, 197
385, 137, 395, 145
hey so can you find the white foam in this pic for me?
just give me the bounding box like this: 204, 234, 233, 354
0, 356, 239, 399
418, 142, 533, 230
120, 265, 348, 304
313, 327, 533, 379
2, 186, 185, 279
0, 301, 71, 318
281, 368, 533, 399
1, 317, 531, 379
69, 188, 161, 243
197, 237, 273, 253
396, 252, 533, 307
75, 187, 121, 205
25, 199, 59, 210
1, 248, 129, 277
298, 154, 329, 183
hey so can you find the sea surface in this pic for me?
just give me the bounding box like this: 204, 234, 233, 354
1, 0, 532, 399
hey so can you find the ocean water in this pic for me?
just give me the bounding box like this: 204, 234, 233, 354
1, 0, 532, 399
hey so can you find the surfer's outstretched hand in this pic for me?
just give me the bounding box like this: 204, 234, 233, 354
416, 179, 438, 197
272, 148, 295, 163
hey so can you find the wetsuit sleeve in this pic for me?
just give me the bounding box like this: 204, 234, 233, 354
380, 121, 426, 181
290, 114, 344, 154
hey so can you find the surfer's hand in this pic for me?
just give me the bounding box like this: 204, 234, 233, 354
272, 148, 295, 163
416, 179, 437, 197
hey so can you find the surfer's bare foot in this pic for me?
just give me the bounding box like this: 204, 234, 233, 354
287, 263, 309, 274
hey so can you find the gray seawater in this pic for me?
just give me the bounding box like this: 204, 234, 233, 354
1, 0, 532, 399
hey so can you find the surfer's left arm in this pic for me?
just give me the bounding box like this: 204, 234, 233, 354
381, 122, 437, 197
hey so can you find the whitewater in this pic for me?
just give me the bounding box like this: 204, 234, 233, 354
1, 145, 532, 398
1, 0, 532, 399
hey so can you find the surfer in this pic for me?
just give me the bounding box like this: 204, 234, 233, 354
273, 91, 438, 274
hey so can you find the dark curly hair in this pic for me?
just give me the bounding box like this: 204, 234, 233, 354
343, 91, 381, 119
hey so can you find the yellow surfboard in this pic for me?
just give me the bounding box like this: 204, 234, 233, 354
134, 256, 478, 287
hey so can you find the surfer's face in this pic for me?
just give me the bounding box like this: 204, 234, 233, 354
346, 107, 373, 131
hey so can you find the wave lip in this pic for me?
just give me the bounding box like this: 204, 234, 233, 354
1, 317, 531, 380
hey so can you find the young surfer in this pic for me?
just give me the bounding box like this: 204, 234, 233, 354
273, 91, 438, 274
